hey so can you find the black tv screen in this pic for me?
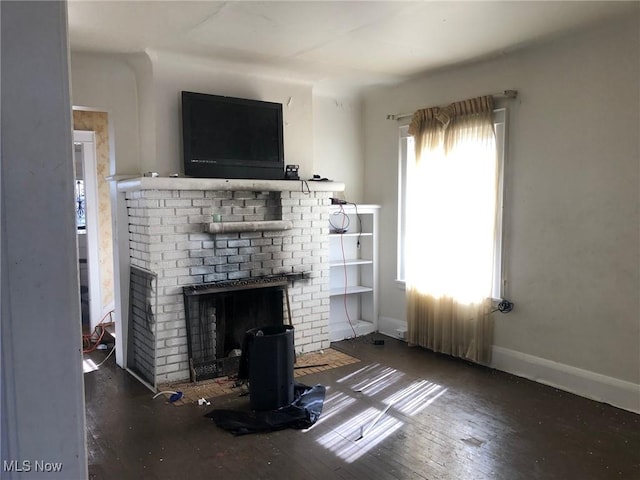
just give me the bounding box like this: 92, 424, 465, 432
181, 91, 285, 179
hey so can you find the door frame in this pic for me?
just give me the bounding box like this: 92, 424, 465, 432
74, 130, 102, 330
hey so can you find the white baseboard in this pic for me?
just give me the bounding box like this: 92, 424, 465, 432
373, 318, 639, 413
329, 320, 376, 342
378, 316, 408, 340
492, 346, 640, 414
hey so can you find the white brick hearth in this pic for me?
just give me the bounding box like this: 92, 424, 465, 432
119, 177, 344, 385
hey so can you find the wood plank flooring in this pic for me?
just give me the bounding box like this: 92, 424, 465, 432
84, 335, 639, 479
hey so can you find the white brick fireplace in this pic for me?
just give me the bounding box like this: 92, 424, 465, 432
117, 177, 344, 387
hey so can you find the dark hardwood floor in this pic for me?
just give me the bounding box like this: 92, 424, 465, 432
84, 335, 639, 479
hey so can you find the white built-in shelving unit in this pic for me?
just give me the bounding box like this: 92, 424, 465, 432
328, 204, 380, 341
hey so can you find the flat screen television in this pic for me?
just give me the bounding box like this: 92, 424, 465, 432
181, 91, 285, 179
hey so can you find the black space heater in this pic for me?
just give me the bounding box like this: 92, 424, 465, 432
240, 325, 295, 411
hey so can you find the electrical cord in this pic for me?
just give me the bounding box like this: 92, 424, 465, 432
152, 390, 184, 402
82, 310, 115, 353
347, 201, 363, 248
94, 345, 116, 368
331, 201, 368, 338
329, 210, 350, 233
490, 299, 514, 314
337, 205, 358, 338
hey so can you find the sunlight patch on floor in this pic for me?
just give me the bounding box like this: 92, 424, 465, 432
383, 380, 447, 416
338, 363, 407, 397
303, 390, 357, 431
83, 358, 98, 373
350, 366, 405, 396
316, 362, 448, 463
315, 406, 404, 463
336, 363, 382, 384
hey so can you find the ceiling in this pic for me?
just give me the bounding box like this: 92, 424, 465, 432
67, 1, 637, 92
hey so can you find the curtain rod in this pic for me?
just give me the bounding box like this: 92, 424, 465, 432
386, 89, 518, 121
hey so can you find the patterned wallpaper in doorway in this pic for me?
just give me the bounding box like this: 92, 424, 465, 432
73, 110, 114, 316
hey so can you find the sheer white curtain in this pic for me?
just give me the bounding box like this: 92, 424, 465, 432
406, 96, 497, 364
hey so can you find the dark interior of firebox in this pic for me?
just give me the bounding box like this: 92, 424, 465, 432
184, 285, 285, 380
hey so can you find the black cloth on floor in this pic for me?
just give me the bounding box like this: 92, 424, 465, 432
205, 383, 326, 436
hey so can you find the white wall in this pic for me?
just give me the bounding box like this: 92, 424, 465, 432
1, 1, 87, 476
312, 94, 364, 202
125, 52, 156, 175
70, 52, 142, 367
70, 52, 140, 175
362, 14, 639, 411
141, 51, 315, 179
71, 50, 364, 192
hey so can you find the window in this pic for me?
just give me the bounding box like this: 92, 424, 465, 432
397, 108, 507, 300
75, 179, 86, 231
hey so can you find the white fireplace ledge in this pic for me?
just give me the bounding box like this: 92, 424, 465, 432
208, 220, 293, 234
117, 177, 345, 193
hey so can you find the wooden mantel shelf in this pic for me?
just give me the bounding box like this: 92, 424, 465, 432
116, 176, 345, 193
207, 220, 293, 234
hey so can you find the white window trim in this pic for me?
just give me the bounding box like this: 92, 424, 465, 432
396, 123, 411, 290
396, 108, 508, 300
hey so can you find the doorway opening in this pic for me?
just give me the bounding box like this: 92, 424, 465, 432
74, 130, 101, 333
73, 110, 116, 355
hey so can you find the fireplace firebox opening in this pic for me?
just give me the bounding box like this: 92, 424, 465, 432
183, 275, 303, 381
